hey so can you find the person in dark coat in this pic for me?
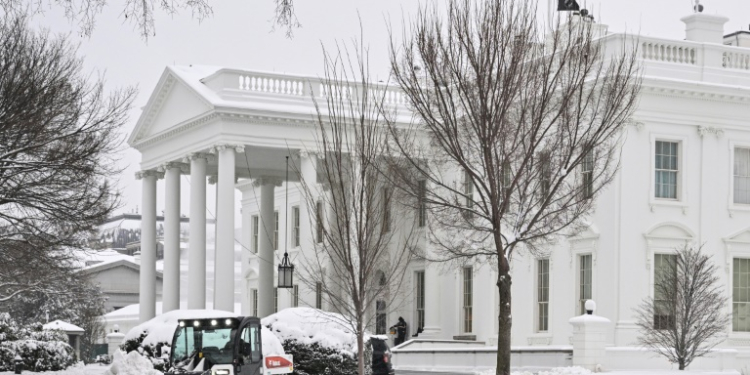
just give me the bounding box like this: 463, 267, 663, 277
391, 317, 407, 346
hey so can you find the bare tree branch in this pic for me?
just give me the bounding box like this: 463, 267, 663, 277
294, 38, 417, 375
386, 1, 641, 373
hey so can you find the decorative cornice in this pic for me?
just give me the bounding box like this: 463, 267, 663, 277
135, 170, 164, 179
642, 84, 750, 103
157, 162, 189, 173
697, 126, 724, 138
133, 75, 176, 144
253, 176, 284, 187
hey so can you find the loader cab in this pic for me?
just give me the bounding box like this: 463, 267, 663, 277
169, 317, 263, 375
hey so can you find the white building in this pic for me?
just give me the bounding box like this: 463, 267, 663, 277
128, 11, 750, 371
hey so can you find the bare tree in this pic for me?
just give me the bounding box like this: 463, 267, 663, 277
387, 0, 641, 373
635, 245, 729, 370
0, 0, 299, 40
294, 42, 417, 375
0, 16, 134, 302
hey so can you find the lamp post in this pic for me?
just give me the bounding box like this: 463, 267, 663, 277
278, 156, 294, 289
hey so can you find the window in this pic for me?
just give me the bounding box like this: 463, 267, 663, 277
240, 323, 262, 364
292, 285, 299, 308
502, 161, 512, 197
734, 148, 750, 204
315, 282, 322, 309
382, 188, 391, 233
415, 271, 425, 330
581, 151, 594, 199
654, 254, 677, 329
578, 254, 592, 314
463, 267, 473, 333
274, 288, 278, 313
291, 206, 300, 247
655, 141, 679, 199
539, 152, 551, 198
274, 211, 279, 250
734, 258, 750, 332
316, 202, 324, 243
252, 215, 259, 253
464, 170, 474, 208
376, 300, 387, 334
252, 289, 258, 317
537, 259, 549, 332
417, 180, 427, 227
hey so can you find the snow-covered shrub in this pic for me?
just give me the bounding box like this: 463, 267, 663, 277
262, 308, 373, 375
0, 313, 75, 371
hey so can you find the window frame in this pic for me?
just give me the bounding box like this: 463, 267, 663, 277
252, 288, 258, 317
415, 270, 425, 330
252, 215, 259, 254
729, 141, 750, 213
417, 180, 427, 227
461, 266, 473, 334
733, 257, 750, 332
291, 206, 300, 247
649, 134, 688, 208
577, 254, 593, 315
315, 282, 323, 309
316, 201, 324, 243
652, 253, 677, 330
536, 258, 550, 333
382, 187, 391, 233
292, 284, 299, 308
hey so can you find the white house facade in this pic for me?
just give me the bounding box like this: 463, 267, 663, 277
128, 11, 750, 371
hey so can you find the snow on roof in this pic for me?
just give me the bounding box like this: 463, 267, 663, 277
122, 308, 284, 356
261, 307, 368, 357
44, 320, 84, 333
105, 302, 243, 319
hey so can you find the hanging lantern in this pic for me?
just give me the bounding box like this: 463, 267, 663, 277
278, 252, 294, 288
278, 155, 295, 289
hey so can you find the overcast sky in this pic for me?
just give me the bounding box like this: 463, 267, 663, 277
29, 0, 750, 219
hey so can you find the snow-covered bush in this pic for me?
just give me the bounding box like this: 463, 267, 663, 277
262, 308, 373, 375
0, 313, 75, 371
104, 350, 162, 375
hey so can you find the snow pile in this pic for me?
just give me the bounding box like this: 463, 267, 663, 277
123, 309, 238, 347
261, 307, 359, 355
476, 367, 593, 375
104, 350, 161, 375
0, 313, 75, 372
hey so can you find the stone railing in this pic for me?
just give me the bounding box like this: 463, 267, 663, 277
723, 50, 750, 70
203, 69, 409, 109
640, 38, 697, 65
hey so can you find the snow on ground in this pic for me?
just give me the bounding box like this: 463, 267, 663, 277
472, 368, 742, 375
0, 363, 109, 375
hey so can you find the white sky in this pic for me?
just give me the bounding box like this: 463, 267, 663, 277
28, 0, 750, 219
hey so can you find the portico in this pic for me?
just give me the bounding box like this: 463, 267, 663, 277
128, 66, 415, 323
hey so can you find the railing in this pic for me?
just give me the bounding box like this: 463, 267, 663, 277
641, 40, 697, 65
238, 74, 307, 96
723, 50, 750, 70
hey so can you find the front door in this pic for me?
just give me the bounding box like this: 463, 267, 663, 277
235, 317, 263, 375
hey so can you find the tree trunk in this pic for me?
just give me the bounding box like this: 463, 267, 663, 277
496, 265, 512, 375
357, 326, 365, 375
678, 359, 685, 370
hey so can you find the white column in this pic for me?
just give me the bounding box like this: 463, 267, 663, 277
162, 163, 182, 313
298, 152, 317, 252
137, 170, 158, 322
257, 177, 281, 318
214, 145, 241, 312
420, 258, 443, 338
187, 154, 208, 309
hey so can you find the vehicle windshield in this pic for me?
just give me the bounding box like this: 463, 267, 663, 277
171, 324, 237, 369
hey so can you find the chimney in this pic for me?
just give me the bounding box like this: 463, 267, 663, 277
681, 13, 729, 44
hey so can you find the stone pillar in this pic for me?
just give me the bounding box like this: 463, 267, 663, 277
137, 170, 159, 322
213, 145, 242, 312
420, 259, 442, 338
257, 177, 281, 318
298, 152, 318, 252
106, 332, 125, 357
187, 154, 208, 309
162, 163, 182, 313
569, 300, 611, 371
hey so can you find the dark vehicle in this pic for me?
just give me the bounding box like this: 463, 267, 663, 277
370, 336, 395, 375
167, 316, 292, 375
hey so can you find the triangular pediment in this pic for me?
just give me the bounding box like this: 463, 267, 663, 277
724, 227, 750, 243
128, 68, 214, 146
